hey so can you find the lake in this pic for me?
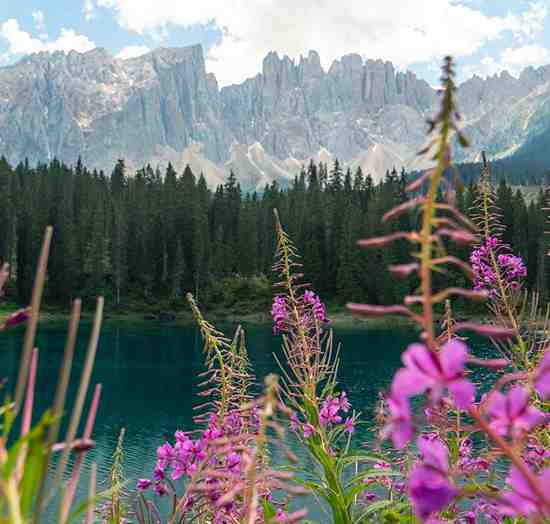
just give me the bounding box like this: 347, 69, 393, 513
0, 320, 495, 519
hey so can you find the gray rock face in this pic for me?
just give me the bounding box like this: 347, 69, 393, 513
1, 44, 550, 189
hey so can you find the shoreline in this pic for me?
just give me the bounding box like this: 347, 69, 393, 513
0, 305, 421, 330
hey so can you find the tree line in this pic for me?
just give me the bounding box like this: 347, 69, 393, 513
1, 156, 549, 312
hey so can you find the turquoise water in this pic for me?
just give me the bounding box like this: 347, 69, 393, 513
0, 320, 494, 519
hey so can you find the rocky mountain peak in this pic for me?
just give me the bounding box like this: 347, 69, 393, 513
2, 44, 550, 191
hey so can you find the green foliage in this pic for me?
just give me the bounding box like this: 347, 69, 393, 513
1, 155, 547, 314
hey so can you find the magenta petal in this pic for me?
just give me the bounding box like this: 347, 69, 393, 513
440, 339, 468, 377
522, 406, 547, 431
417, 436, 449, 471
508, 466, 535, 497
409, 466, 458, 519
507, 386, 530, 418
391, 418, 414, 449
499, 491, 538, 516
535, 350, 550, 400
448, 378, 475, 410
487, 391, 506, 419
387, 395, 414, 449
391, 368, 432, 398
402, 343, 440, 377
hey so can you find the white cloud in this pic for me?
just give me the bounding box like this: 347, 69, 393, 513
84, 0, 96, 21
31, 10, 45, 31
116, 44, 150, 59
0, 19, 95, 59
95, 0, 548, 86
462, 44, 550, 78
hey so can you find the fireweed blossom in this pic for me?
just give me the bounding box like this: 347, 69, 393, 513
470, 236, 526, 297
271, 295, 287, 334
535, 349, 550, 400
486, 386, 547, 440
302, 423, 315, 438
1, 306, 31, 330
499, 466, 550, 518
523, 435, 550, 469
137, 479, 152, 491
319, 396, 343, 426
303, 290, 328, 325
457, 438, 489, 476
271, 290, 328, 335
139, 411, 249, 499
290, 411, 299, 432
391, 339, 475, 410
409, 436, 458, 521
384, 394, 414, 449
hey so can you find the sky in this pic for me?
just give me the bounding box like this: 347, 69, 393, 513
1, 0, 550, 87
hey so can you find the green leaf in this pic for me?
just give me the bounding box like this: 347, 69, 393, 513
262, 499, 277, 524
66, 487, 113, 524
353, 500, 393, 522
19, 435, 48, 516
344, 469, 401, 490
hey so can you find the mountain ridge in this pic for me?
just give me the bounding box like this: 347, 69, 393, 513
3, 44, 550, 190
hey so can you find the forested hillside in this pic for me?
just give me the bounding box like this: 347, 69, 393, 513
1, 156, 549, 313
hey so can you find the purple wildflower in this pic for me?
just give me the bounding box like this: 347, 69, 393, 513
535, 349, 550, 400
391, 339, 475, 410
319, 396, 342, 426
303, 290, 328, 325
154, 482, 168, 496
344, 417, 355, 434
409, 436, 458, 521
2, 307, 31, 330
153, 466, 164, 481
156, 442, 174, 469
470, 236, 526, 297
362, 491, 377, 502
275, 508, 308, 523
271, 295, 287, 334
385, 394, 414, 449
225, 452, 242, 474
523, 435, 550, 468
137, 478, 152, 491
339, 391, 350, 412
499, 466, 550, 518
487, 386, 547, 440
456, 437, 490, 475
303, 423, 315, 438
290, 412, 299, 432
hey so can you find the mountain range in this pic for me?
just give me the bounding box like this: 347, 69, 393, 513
2, 44, 550, 191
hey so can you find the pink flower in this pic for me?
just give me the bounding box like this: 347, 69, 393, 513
153, 467, 164, 481
535, 349, 550, 400
154, 482, 168, 496
290, 412, 299, 432
499, 467, 550, 518
225, 452, 242, 474
271, 295, 287, 334
2, 307, 31, 330
385, 394, 414, 449
156, 443, 174, 469
471, 236, 526, 296
137, 478, 151, 491
303, 423, 315, 438
344, 417, 355, 434
409, 436, 458, 520
303, 290, 328, 325
391, 339, 475, 410
487, 386, 547, 439
339, 392, 350, 412
319, 396, 342, 426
